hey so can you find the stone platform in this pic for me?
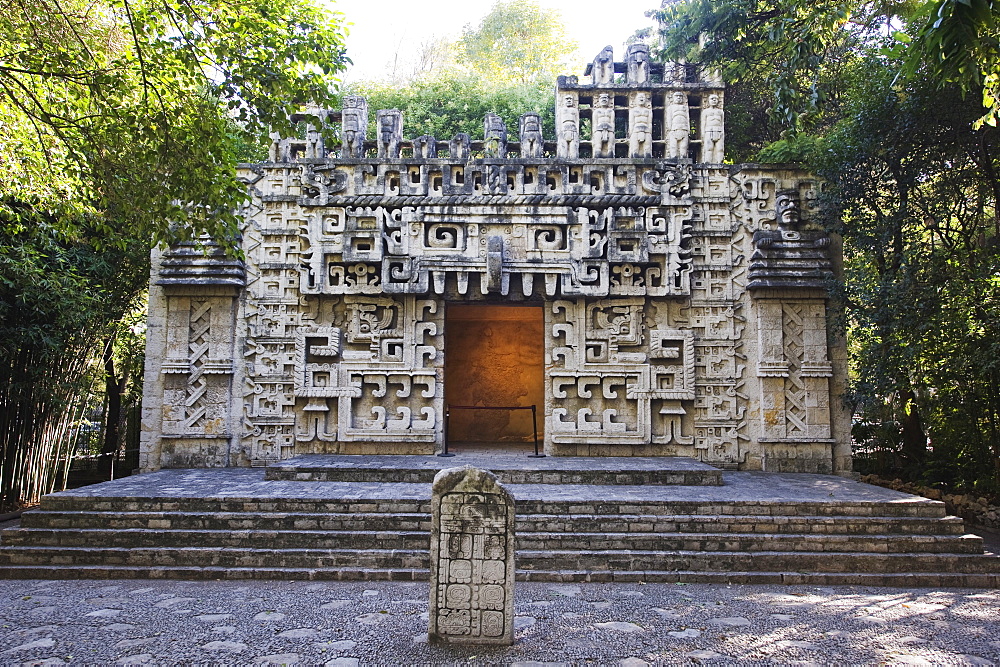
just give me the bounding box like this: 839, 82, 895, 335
1, 461, 999, 586
264, 453, 723, 486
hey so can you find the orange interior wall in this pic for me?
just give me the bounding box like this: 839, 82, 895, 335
444, 305, 544, 443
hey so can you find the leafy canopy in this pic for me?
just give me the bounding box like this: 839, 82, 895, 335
457, 0, 578, 85
650, 0, 1000, 130
0, 0, 349, 246
648, 0, 1000, 493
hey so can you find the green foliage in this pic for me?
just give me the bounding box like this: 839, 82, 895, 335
0, 202, 149, 507
456, 0, 578, 85
346, 74, 557, 144
0, 0, 349, 506
344, 0, 575, 144
817, 58, 1000, 495
651, 0, 1000, 131
906, 0, 1000, 126
0, 0, 349, 246
650, 0, 1000, 494
650, 0, 858, 135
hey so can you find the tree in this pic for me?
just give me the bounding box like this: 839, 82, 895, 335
345, 74, 557, 146
457, 0, 578, 85
649, 0, 1000, 130
343, 0, 581, 151
649, 0, 1000, 496
1, 0, 349, 246
0, 0, 350, 508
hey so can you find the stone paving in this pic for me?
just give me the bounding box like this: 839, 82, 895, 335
44, 467, 937, 507
0, 578, 997, 665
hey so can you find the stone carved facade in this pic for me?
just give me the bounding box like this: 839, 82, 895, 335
429, 466, 515, 645
140, 49, 851, 473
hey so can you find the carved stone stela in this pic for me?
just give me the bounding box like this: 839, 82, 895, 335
140, 48, 851, 474
429, 466, 515, 645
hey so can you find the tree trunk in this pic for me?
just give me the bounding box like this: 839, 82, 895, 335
100, 337, 123, 480
899, 388, 927, 465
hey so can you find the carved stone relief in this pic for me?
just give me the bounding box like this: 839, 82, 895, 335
429, 466, 514, 646
141, 49, 847, 474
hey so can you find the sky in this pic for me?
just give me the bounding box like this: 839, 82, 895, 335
328, 0, 661, 83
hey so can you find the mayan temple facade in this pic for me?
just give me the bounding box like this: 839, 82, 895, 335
139, 47, 852, 475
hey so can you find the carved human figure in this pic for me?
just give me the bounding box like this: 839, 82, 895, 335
625, 44, 650, 84
701, 93, 725, 163
519, 113, 543, 158
748, 188, 833, 289
341, 95, 368, 159
756, 189, 829, 245
556, 94, 579, 158
305, 122, 322, 159
666, 91, 690, 159
592, 93, 615, 158
450, 133, 471, 160
414, 135, 437, 159
376, 109, 403, 159
592, 46, 614, 84
628, 91, 652, 158
268, 130, 283, 162
484, 113, 507, 157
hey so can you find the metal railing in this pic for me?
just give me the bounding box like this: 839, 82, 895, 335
441, 405, 545, 458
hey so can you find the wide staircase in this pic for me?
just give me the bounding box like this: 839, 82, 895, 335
0, 454, 997, 586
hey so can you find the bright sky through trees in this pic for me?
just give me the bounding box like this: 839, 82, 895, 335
330, 0, 658, 82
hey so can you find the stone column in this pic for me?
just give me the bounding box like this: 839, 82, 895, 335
429, 466, 515, 645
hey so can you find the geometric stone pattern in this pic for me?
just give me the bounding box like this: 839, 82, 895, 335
429, 466, 514, 645
140, 48, 851, 473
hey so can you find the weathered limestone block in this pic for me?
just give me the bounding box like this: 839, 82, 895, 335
748, 189, 833, 290
414, 135, 437, 159
628, 91, 653, 158
429, 466, 514, 645
484, 113, 507, 157
592, 45, 615, 85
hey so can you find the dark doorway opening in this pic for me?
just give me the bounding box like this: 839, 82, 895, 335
444, 304, 545, 450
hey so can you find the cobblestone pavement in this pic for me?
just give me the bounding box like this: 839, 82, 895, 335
1, 578, 997, 665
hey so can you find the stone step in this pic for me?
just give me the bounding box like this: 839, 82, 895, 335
513, 498, 948, 518
516, 549, 1000, 574
34, 494, 946, 519
0, 528, 430, 550
0, 564, 428, 581
0, 563, 995, 587
5, 526, 982, 555
517, 570, 1000, 587
18, 510, 432, 532
36, 496, 431, 515
516, 513, 967, 535
0, 546, 996, 576
0, 546, 429, 570
19, 509, 965, 536
516, 532, 984, 554
264, 454, 724, 486
3, 528, 979, 554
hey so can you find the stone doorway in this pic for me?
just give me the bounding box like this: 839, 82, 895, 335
443, 304, 545, 451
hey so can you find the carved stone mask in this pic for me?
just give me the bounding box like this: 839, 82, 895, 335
776, 191, 801, 228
